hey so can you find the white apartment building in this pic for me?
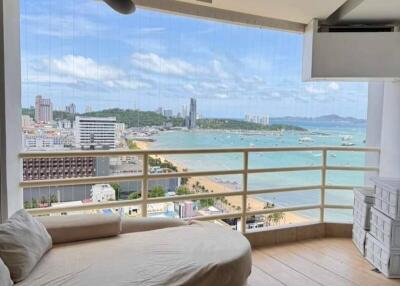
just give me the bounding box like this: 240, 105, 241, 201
23, 134, 64, 150
115, 123, 126, 135
57, 119, 72, 129
245, 114, 270, 126
75, 116, 116, 150
21, 115, 34, 128
91, 184, 116, 203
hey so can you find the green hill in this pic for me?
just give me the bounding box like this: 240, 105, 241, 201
22, 108, 184, 128
22, 108, 306, 131
22, 108, 35, 118
198, 119, 306, 131
83, 108, 184, 128
22, 108, 75, 122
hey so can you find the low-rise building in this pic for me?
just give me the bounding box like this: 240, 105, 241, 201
91, 184, 116, 203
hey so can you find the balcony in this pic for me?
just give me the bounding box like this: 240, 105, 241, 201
20, 146, 397, 286
248, 238, 399, 286
20, 146, 379, 232
1, 0, 400, 285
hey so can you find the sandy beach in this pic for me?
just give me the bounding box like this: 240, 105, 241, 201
135, 140, 310, 225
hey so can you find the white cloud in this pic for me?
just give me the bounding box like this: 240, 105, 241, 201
25, 55, 150, 91
305, 82, 340, 96
105, 79, 150, 90
49, 55, 124, 81
200, 82, 217, 90
212, 60, 229, 79
271, 92, 281, 98
136, 27, 165, 35
305, 85, 326, 95
126, 38, 167, 54
328, 82, 340, 91
183, 83, 195, 92
21, 15, 107, 38
215, 93, 229, 99
131, 53, 200, 76
241, 56, 271, 72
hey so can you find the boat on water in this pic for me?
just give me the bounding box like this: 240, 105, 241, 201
341, 135, 353, 141
341, 142, 355, 146
298, 137, 313, 143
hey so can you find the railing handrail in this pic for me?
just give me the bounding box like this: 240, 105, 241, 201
20, 146, 381, 232
19, 146, 381, 158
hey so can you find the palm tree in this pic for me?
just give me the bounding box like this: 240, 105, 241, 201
128, 192, 140, 200
263, 202, 274, 209
271, 212, 285, 225
149, 185, 165, 198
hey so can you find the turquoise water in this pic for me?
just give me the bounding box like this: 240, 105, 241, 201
150, 120, 368, 221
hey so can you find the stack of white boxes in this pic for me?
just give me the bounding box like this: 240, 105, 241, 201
352, 187, 375, 255
365, 177, 400, 278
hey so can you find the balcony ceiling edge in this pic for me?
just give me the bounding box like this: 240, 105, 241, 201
135, 0, 305, 33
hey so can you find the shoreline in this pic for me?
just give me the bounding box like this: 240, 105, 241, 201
135, 140, 310, 226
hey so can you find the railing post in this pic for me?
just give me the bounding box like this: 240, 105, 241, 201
241, 151, 249, 234
142, 153, 149, 217
320, 148, 327, 222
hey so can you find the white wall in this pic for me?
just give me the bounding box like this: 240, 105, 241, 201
303, 20, 400, 80
0, 0, 22, 221
379, 81, 400, 178
365, 82, 384, 184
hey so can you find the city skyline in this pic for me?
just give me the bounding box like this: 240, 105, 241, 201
21, 0, 368, 119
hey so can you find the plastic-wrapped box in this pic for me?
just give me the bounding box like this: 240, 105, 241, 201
370, 207, 400, 250
372, 177, 400, 220
352, 221, 367, 256
365, 233, 400, 278
353, 187, 375, 230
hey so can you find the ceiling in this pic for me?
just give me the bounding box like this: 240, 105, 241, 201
176, 0, 347, 24
136, 0, 400, 32
339, 0, 400, 24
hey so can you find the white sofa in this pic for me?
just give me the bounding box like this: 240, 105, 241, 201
16, 215, 252, 286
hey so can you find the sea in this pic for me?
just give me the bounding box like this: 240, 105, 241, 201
149, 120, 369, 222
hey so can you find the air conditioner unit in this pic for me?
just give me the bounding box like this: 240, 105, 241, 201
302, 20, 400, 81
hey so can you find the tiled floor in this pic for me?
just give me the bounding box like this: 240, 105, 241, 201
248, 238, 400, 286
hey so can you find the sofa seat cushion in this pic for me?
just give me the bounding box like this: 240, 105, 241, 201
37, 214, 121, 244
17, 221, 251, 286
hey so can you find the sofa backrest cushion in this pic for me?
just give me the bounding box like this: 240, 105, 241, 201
121, 217, 188, 234
37, 214, 121, 244
0, 258, 13, 286
0, 209, 52, 282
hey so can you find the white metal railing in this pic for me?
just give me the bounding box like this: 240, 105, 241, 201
19, 146, 380, 233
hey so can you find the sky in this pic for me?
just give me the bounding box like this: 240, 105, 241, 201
20, 0, 368, 119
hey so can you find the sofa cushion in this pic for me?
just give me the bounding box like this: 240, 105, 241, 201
37, 214, 121, 244
0, 258, 13, 286
0, 209, 52, 282
121, 217, 188, 234
17, 221, 251, 286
